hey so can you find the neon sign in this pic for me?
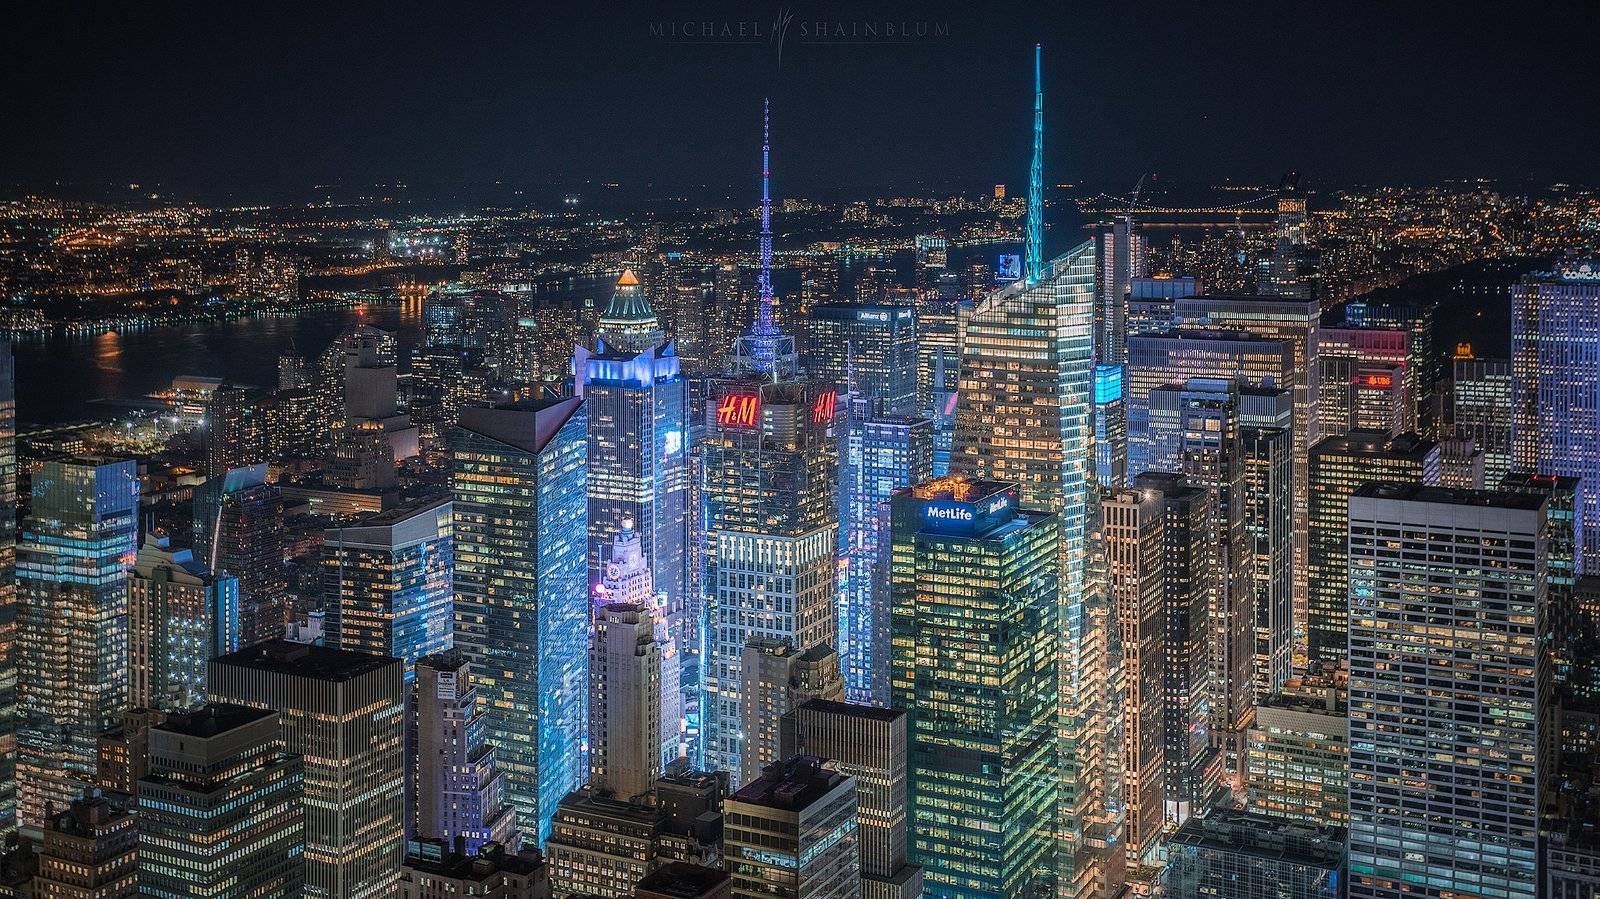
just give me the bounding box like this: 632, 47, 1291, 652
811, 390, 837, 424
1359, 373, 1394, 388
716, 391, 761, 429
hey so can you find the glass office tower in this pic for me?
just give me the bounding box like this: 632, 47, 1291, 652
1511, 262, 1600, 563
17, 457, 139, 831
890, 476, 1058, 899
1346, 485, 1547, 899
449, 398, 589, 844
322, 495, 454, 678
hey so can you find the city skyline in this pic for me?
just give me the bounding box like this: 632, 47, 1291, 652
0, 10, 1596, 898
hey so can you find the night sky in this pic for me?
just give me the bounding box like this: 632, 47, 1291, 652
2, 0, 1592, 204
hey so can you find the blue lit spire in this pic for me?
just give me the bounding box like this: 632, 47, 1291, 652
1024, 43, 1044, 287
735, 98, 795, 378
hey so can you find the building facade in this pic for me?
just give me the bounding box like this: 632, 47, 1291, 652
17, 457, 139, 830
1345, 485, 1547, 899
208, 641, 406, 898
450, 398, 590, 843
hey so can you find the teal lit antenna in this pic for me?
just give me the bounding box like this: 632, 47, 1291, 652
1024, 43, 1044, 287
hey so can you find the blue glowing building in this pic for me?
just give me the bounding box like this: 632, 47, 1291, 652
574, 270, 691, 750
322, 494, 454, 679
1512, 262, 1600, 567
17, 457, 140, 831
840, 412, 932, 706
449, 398, 589, 845
1093, 363, 1127, 490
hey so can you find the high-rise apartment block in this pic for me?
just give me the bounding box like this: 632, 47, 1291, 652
323, 496, 453, 677
128, 532, 239, 710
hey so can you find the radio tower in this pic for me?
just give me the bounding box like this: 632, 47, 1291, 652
1025, 43, 1044, 287
738, 97, 791, 378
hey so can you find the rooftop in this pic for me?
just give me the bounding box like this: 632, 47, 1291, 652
792, 697, 905, 723
154, 703, 275, 738
1169, 809, 1343, 868
1351, 482, 1548, 511
730, 756, 852, 811
212, 640, 401, 682
636, 862, 730, 899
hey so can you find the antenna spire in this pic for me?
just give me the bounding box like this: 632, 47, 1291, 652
1025, 43, 1044, 287
740, 97, 787, 376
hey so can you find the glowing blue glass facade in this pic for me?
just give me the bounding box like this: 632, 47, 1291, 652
17, 457, 140, 830
574, 335, 691, 745
1093, 363, 1126, 490
322, 495, 455, 682
840, 412, 932, 705
449, 399, 589, 845
1512, 264, 1600, 567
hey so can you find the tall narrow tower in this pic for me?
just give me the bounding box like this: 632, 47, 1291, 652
704, 102, 841, 783
1025, 43, 1044, 287
734, 98, 792, 377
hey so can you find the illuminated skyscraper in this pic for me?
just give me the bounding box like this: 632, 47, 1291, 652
952, 49, 1107, 896
1237, 385, 1295, 697
128, 532, 240, 710
1306, 431, 1438, 667
1126, 329, 1294, 477
1173, 294, 1319, 626
1100, 488, 1164, 871
1452, 352, 1512, 485
1346, 485, 1547, 899
1093, 216, 1146, 365
0, 342, 14, 837
574, 270, 689, 630
17, 457, 139, 831
135, 704, 305, 897
703, 101, 841, 784
890, 477, 1058, 899
805, 303, 918, 412
1511, 262, 1600, 563
597, 525, 684, 768
322, 496, 453, 678
840, 414, 932, 706
413, 651, 520, 854
1131, 471, 1221, 825
1146, 378, 1255, 793
1318, 326, 1413, 436
449, 398, 589, 844
1092, 364, 1127, 491
209, 641, 405, 899
193, 464, 287, 648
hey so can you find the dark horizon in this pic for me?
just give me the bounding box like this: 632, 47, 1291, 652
3, 0, 1596, 206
